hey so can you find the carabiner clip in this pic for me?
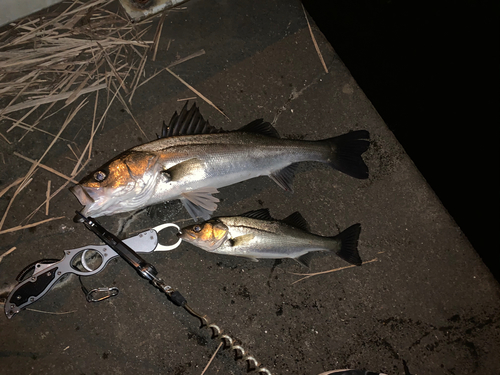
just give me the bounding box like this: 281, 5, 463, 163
86, 287, 119, 303
79, 276, 119, 303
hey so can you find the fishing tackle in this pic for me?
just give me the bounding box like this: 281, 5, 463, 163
78, 276, 119, 303
76, 212, 273, 374
4, 222, 181, 319
183, 303, 272, 374
4, 212, 272, 374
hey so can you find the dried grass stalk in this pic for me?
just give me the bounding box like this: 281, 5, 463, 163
0, 247, 16, 264
0, 130, 10, 144
152, 12, 167, 61
301, 3, 329, 74
0, 178, 24, 199
0, 216, 65, 235
0, 99, 85, 230
1, 84, 106, 116
166, 68, 230, 121
137, 49, 206, 90
0, 0, 154, 121
200, 342, 223, 375
0, 167, 36, 231
13, 152, 78, 184
45, 180, 51, 215
290, 258, 379, 284
0, 0, 207, 234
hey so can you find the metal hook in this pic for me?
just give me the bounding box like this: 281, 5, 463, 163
152, 223, 182, 251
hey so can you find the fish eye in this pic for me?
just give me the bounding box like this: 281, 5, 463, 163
94, 171, 107, 182
193, 225, 202, 233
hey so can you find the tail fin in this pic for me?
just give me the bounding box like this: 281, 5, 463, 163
325, 130, 370, 179
333, 223, 362, 266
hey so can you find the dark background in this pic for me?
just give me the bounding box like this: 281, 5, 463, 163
302, 0, 499, 280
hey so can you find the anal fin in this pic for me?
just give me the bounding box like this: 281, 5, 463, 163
294, 252, 314, 268
269, 163, 298, 192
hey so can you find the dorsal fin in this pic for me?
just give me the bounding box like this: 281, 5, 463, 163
240, 208, 274, 221
160, 102, 223, 138
281, 211, 310, 231
238, 119, 280, 138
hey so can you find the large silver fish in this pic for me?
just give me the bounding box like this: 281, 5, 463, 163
70, 103, 370, 220
178, 208, 362, 267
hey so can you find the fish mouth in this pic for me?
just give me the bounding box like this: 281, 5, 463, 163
69, 185, 94, 222
70, 185, 94, 206
177, 231, 196, 241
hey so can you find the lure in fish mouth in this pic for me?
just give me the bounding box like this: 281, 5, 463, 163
70, 102, 370, 221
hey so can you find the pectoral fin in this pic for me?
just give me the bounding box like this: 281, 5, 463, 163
180, 187, 220, 220
166, 158, 205, 181
229, 234, 255, 247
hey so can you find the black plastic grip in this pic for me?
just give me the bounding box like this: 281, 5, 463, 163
169, 290, 187, 307
10, 267, 58, 306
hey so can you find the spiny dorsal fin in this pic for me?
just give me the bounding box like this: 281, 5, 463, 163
160, 102, 223, 138
238, 119, 280, 138
281, 211, 310, 232
240, 208, 274, 221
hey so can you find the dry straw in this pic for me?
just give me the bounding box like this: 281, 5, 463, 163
0, 1, 165, 234
0, 0, 153, 124
0, 0, 205, 235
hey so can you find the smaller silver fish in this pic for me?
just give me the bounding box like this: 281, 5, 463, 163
178, 208, 362, 267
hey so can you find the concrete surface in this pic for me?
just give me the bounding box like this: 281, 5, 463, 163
1, 1, 499, 374
1, 0, 63, 27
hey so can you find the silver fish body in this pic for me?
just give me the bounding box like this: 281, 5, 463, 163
179, 209, 362, 267
71, 103, 370, 220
